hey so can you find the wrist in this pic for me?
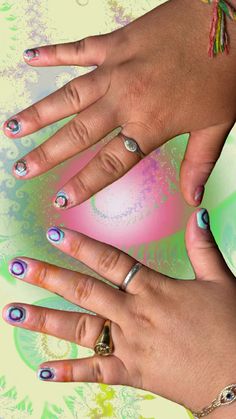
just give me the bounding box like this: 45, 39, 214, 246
207, 401, 236, 419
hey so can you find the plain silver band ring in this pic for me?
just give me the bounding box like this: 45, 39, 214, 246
121, 262, 143, 291
120, 133, 146, 158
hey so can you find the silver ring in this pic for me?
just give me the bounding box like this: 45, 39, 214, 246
121, 262, 143, 291
120, 133, 146, 158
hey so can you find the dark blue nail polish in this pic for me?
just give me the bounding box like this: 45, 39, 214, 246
14, 159, 28, 177
5, 118, 21, 134
54, 190, 69, 209
9, 259, 28, 279
38, 367, 55, 380
46, 226, 65, 244
6, 306, 26, 323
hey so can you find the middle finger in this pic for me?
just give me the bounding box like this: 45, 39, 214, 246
8, 257, 127, 322
12, 97, 118, 180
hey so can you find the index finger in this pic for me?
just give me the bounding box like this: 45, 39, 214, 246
22, 35, 110, 67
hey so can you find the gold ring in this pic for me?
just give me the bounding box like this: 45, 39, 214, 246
94, 319, 114, 356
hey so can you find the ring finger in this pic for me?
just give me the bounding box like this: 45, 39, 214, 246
53, 133, 145, 209
2, 303, 113, 349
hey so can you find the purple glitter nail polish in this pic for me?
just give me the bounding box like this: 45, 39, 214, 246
54, 191, 69, 209
5, 118, 21, 134
6, 306, 26, 323
23, 48, 40, 61
9, 259, 28, 279
38, 367, 55, 381
46, 226, 65, 244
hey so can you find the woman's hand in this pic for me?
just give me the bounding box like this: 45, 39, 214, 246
3, 0, 236, 208
3, 208, 236, 418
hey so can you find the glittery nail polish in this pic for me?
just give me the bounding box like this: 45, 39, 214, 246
38, 367, 55, 381
9, 259, 28, 279
197, 209, 210, 230
54, 191, 69, 209
6, 306, 26, 323
23, 48, 40, 61
14, 159, 28, 177
5, 118, 21, 135
46, 226, 65, 244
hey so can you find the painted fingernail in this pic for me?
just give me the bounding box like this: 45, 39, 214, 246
194, 185, 205, 203
197, 208, 210, 230
46, 226, 65, 244
9, 259, 28, 279
6, 306, 26, 323
38, 367, 56, 381
5, 118, 22, 135
14, 159, 28, 177
23, 48, 40, 61
54, 191, 69, 209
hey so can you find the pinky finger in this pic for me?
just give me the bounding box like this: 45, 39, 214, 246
38, 356, 130, 385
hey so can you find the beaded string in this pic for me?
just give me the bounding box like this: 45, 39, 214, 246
201, 0, 236, 57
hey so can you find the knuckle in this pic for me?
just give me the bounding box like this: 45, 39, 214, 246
69, 235, 87, 260
67, 118, 90, 149
53, 44, 61, 63
98, 247, 121, 275
71, 174, 93, 198
73, 276, 95, 305
63, 82, 82, 110
35, 144, 52, 167
92, 358, 104, 383
37, 265, 49, 287
37, 311, 48, 334
75, 37, 88, 55
75, 315, 87, 344
63, 361, 75, 382
132, 297, 152, 329
135, 310, 152, 329
29, 104, 42, 128
97, 150, 125, 177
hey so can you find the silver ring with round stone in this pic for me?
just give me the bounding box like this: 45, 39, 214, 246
120, 133, 146, 158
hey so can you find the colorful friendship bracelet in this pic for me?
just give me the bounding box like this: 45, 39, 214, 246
201, 0, 236, 57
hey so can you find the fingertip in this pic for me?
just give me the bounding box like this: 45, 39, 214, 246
23, 48, 41, 64
12, 159, 29, 179
196, 208, 210, 231
46, 226, 65, 245
53, 190, 70, 210
194, 185, 205, 206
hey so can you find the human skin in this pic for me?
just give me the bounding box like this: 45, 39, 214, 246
2, 0, 236, 209
3, 209, 236, 419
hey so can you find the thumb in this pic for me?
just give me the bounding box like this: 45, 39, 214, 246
180, 122, 233, 207
185, 208, 233, 283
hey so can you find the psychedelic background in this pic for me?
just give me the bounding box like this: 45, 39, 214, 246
0, 0, 236, 418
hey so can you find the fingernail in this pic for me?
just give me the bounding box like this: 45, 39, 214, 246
54, 191, 69, 209
9, 259, 28, 279
4, 118, 22, 135
46, 226, 65, 244
197, 208, 210, 230
23, 48, 40, 61
38, 367, 56, 381
14, 159, 28, 177
6, 306, 26, 323
194, 185, 205, 203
